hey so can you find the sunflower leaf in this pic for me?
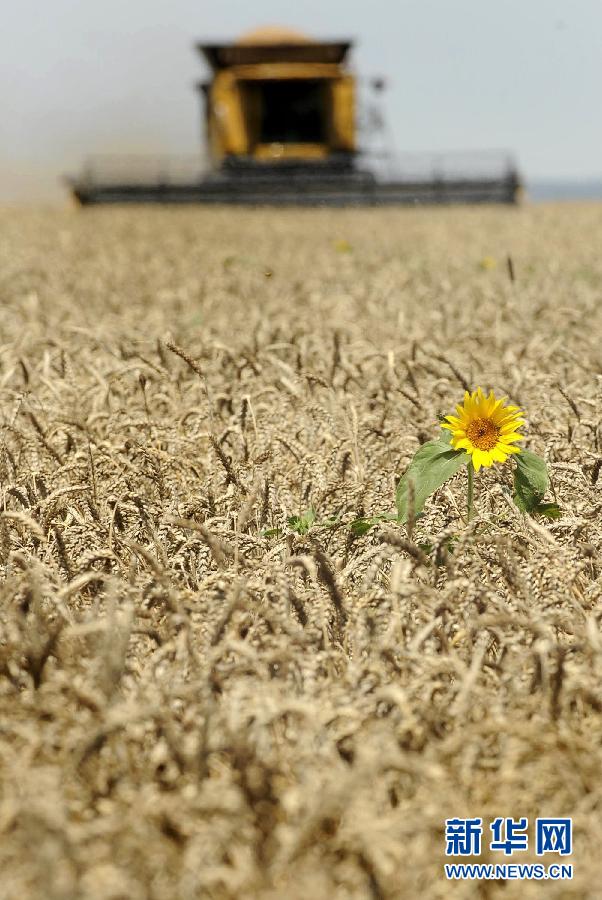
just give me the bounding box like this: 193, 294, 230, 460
513, 450, 550, 513
534, 501, 561, 520
396, 439, 469, 524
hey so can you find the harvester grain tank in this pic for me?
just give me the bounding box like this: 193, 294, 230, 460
69, 27, 521, 206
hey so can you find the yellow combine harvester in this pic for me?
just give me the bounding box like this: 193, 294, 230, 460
69, 27, 521, 205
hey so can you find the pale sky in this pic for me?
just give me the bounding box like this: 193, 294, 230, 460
2, 0, 601, 201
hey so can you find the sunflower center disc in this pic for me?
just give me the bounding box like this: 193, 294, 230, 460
466, 417, 500, 451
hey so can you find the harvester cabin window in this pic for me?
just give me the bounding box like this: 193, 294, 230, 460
256, 80, 327, 144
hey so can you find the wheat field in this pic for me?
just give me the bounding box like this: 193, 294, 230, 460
0, 202, 601, 899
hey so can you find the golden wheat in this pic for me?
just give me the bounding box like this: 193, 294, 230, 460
0, 203, 601, 899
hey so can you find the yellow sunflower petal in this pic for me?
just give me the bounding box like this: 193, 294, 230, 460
500, 420, 524, 433
492, 410, 514, 425
453, 438, 471, 450
474, 448, 495, 470
490, 396, 508, 416
496, 418, 523, 432
483, 390, 496, 417
495, 405, 522, 419
481, 450, 495, 467
499, 433, 523, 443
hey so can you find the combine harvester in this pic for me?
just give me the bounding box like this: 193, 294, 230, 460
68, 27, 521, 207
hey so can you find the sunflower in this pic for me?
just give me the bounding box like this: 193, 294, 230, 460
442, 388, 524, 472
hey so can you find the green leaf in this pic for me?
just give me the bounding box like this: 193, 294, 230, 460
513, 450, 550, 513
346, 513, 397, 536
287, 508, 316, 535
396, 438, 469, 524
318, 517, 340, 528
350, 518, 375, 536
533, 502, 561, 520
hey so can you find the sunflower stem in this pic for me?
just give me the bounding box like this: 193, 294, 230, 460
466, 460, 475, 522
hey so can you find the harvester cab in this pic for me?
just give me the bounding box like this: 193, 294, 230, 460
198, 27, 356, 173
